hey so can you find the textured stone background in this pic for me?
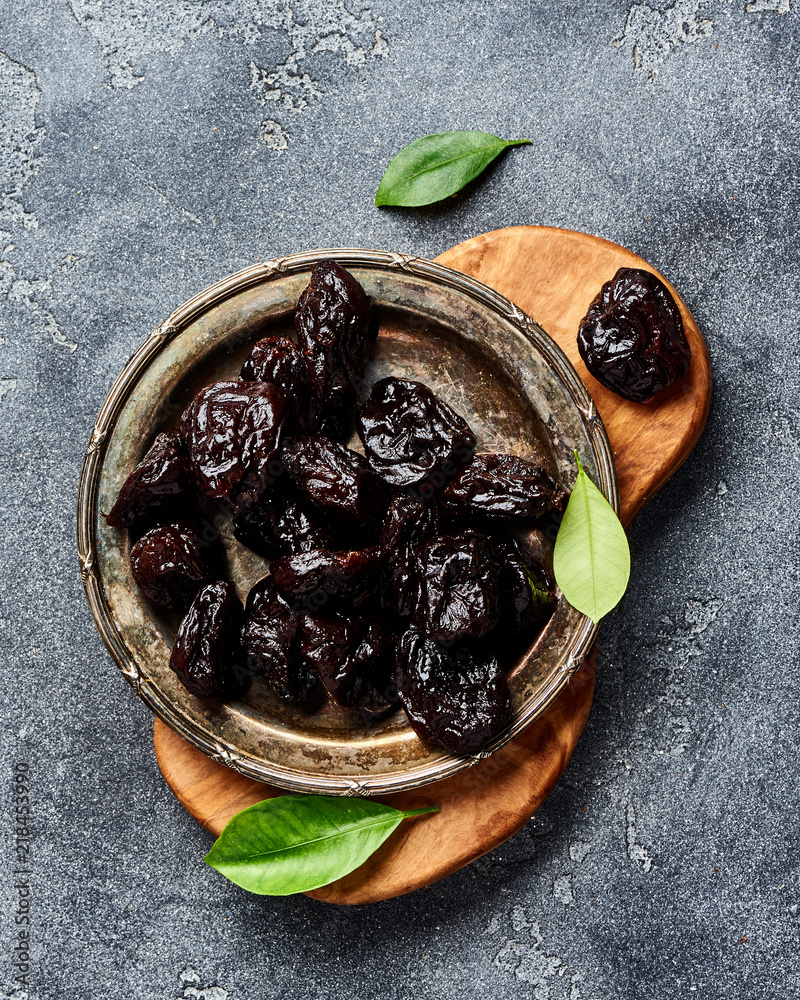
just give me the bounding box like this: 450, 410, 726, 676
0, 1, 798, 997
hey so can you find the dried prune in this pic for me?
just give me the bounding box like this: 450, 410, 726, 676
491, 537, 556, 636
298, 614, 395, 710
231, 498, 283, 560
297, 614, 363, 707
577, 267, 691, 402
414, 533, 499, 643
396, 628, 513, 754
356, 377, 476, 491
350, 620, 399, 720
380, 491, 439, 617
232, 484, 341, 559
240, 335, 301, 386
130, 522, 214, 611
180, 380, 286, 501
170, 581, 248, 698
240, 577, 315, 701
440, 452, 567, 522
295, 260, 372, 408
281, 434, 389, 523
240, 335, 328, 436
271, 545, 384, 612
105, 430, 190, 529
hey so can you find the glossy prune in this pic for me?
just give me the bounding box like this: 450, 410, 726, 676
105, 430, 190, 529
491, 537, 556, 636
240, 577, 315, 701
130, 522, 214, 611
240, 335, 327, 436
440, 452, 567, 522
281, 434, 389, 523
356, 377, 476, 491
414, 533, 499, 643
297, 614, 363, 707
271, 545, 384, 612
350, 620, 399, 720
231, 498, 283, 560
232, 485, 341, 560
169, 581, 248, 698
380, 491, 439, 617
180, 380, 286, 501
577, 267, 691, 402
298, 615, 396, 710
396, 628, 513, 754
294, 260, 372, 408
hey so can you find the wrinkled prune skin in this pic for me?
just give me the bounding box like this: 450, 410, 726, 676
105, 430, 190, 529
440, 452, 568, 522
240, 335, 328, 436
271, 545, 384, 612
170, 581, 248, 698
298, 614, 363, 707
396, 628, 513, 754
231, 498, 283, 560
240, 577, 315, 701
491, 537, 556, 636
180, 380, 286, 501
350, 619, 399, 719
299, 615, 396, 710
414, 533, 499, 643
232, 484, 341, 560
130, 522, 214, 611
356, 377, 476, 491
577, 267, 692, 402
294, 260, 372, 408
281, 434, 389, 523
380, 491, 439, 617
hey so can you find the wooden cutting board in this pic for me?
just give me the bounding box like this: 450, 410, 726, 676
153, 225, 712, 904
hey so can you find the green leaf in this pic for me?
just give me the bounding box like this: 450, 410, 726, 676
204, 795, 439, 895
375, 131, 531, 207
552, 454, 630, 624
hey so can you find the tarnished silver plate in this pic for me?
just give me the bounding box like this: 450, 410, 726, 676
77, 249, 618, 795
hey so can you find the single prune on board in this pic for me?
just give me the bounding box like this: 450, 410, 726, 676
180, 380, 286, 502
170, 581, 248, 698
414, 533, 499, 644
396, 628, 513, 754
440, 452, 568, 522
281, 434, 389, 523
240, 577, 316, 701
577, 267, 692, 402
380, 491, 440, 618
356, 377, 476, 491
295, 260, 372, 408
105, 430, 191, 529
271, 545, 384, 612
130, 522, 214, 611
491, 536, 556, 637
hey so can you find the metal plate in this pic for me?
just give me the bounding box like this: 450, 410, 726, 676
76, 249, 617, 795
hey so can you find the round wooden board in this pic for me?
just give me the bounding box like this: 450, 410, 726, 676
153, 226, 712, 904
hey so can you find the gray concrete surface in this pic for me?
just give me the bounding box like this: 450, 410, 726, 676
0, 1, 798, 997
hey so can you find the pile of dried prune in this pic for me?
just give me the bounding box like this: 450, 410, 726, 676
108, 259, 566, 756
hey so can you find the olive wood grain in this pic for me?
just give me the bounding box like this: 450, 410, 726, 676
153, 226, 711, 905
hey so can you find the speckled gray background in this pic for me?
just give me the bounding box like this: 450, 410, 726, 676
0, 1, 798, 997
